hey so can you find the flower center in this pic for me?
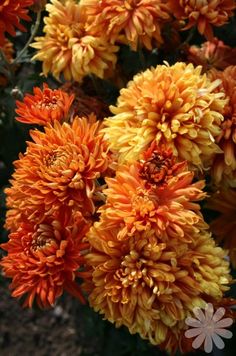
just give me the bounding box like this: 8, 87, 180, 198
139, 150, 175, 186
44, 150, 66, 167
115, 236, 168, 291
36, 95, 59, 110
131, 190, 155, 218
31, 224, 56, 251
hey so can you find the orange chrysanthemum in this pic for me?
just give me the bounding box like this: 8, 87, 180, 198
208, 66, 236, 187
0, 211, 90, 308
15, 84, 75, 126
188, 38, 236, 72
5, 116, 109, 231
104, 62, 227, 169
95, 145, 206, 241
167, 0, 236, 39
0, 0, 33, 46
80, 0, 171, 51
31, 0, 118, 82
207, 188, 236, 267
85, 149, 231, 353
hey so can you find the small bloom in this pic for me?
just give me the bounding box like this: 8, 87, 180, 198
207, 187, 236, 267
208, 66, 236, 187
167, 0, 236, 39
31, 0, 118, 81
85, 151, 231, 353
15, 84, 75, 126
188, 38, 236, 72
80, 0, 171, 51
5, 116, 109, 230
104, 62, 227, 170
0, 211, 90, 308
0, 0, 33, 46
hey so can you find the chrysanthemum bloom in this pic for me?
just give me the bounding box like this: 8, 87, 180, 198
15, 84, 75, 126
167, 0, 236, 39
85, 153, 231, 353
208, 66, 236, 187
207, 188, 236, 267
95, 145, 206, 240
80, 0, 171, 51
0, 211, 90, 308
31, 0, 118, 82
0, 0, 33, 46
104, 62, 226, 169
5, 116, 109, 231
188, 38, 236, 72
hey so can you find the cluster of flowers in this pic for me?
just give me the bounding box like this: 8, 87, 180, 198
1, 0, 236, 354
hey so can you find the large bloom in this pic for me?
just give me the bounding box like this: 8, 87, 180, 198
31, 0, 118, 81
0, 0, 33, 45
80, 0, 171, 51
208, 66, 236, 187
188, 38, 236, 72
0, 211, 90, 308
95, 146, 206, 241
167, 0, 236, 39
104, 62, 226, 169
5, 116, 109, 230
207, 188, 236, 268
15, 84, 75, 126
85, 151, 231, 353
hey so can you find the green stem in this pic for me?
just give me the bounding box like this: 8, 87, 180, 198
13, 10, 42, 64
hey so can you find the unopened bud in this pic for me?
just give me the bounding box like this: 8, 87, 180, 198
11, 87, 23, 100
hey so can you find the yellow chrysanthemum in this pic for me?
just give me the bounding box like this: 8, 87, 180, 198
104, 62, 227, 169
80, 0, 171, 51
31, 0, 118, 81
85, 152, 231, 353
